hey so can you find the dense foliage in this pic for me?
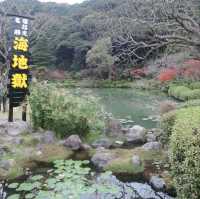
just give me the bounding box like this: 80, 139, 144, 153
0, 0, 199, 79
7, 160, 118, 199
29, 83, 104, 138
160, 110, 176, 144
169, 107, 200, 199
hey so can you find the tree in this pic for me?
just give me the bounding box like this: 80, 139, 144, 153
108, 0, 200, 64
86, 37, 116, 79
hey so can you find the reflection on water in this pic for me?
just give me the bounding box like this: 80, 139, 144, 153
69, 88, 169, 129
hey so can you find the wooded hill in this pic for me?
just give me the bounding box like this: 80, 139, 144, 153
0, 0, 199, 79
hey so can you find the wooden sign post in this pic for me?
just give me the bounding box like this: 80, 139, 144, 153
7, 14, 34, 122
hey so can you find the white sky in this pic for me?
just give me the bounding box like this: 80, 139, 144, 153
0, 0, 85, 5
39, 0, 85, 4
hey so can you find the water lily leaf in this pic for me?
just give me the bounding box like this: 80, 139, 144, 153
17, 183, 35, 191
8, 183, 19, 189
31, 175, 44, 181
25, 193, 35, 199
7, 194, 20, 199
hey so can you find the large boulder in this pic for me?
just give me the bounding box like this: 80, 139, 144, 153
142, 142, 162, 151
125, 125, 146, 145
64, 135, 82, 150
150, 176, 166, 191
146, 131, 157, 142
0, 121, 31, 136
91, 149, 116, 169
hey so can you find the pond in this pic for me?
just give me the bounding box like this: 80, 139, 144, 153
72, 88, 169, 129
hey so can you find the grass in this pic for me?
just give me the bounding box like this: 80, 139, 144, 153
54, 79, 134, 89
104, 148, 166, 174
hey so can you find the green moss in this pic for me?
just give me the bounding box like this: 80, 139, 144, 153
0, 144, 74, 180
21, 135, 40, 146
189, 82, 200, 89
105, 158, 144, 174
32, 144, 74, 163
7, 166, 24, 180
104, 148, 166, 175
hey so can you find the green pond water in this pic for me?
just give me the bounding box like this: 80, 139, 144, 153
72, 88, 169, 129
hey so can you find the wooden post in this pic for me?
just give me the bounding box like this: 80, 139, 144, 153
8, 98, 13, 122
22, 101, 27, 121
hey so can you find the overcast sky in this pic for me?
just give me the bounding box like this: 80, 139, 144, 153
0, 0, 85, 5
39, 0, 85, 4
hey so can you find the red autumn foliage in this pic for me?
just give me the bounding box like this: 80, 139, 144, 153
158, 67, 178, 82
181, 59, 200, 80
130, 67, 148, 79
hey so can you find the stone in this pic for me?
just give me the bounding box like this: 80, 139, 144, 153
132, 155, 141, 166
33, 144, 73, 163
64, 135, 82, 150
80, 144, 92, 151
0, 159, 16, 171
121, 127, 129, 134
150, 176, 166, 191
12, 137, 24, 145
146, 132, 157, 142
80, 174, 174, 199
106, 118, 122, 134
0, 121, 31, 136
91, 150, 116, 169
142, 142, 162, 150
125, 125, 146, 144
92, 138, 112, 149
112, 140, 124, 148
129, 182, 169, 199
0, 146, 10, 156
41, 131, 56, 144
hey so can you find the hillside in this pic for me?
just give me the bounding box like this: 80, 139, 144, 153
0, 0, 199, 79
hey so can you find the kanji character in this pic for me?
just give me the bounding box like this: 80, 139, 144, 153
13, 37, 29, 52
22, 30, 28, 37
22, 24, 28, 30
22, 18, 28, 25
12, 55, 29, 70
15, 17, 21, 24
14, 29, 21, 36
11, 73, 28, 89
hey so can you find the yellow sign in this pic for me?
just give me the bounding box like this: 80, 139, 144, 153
12, 55, 29, 69
13, 37, 29, 52
11, 73, 28, 88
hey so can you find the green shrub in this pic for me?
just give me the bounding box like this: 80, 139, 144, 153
170, 106, 200, 199
189, 82, 200, 89
29, 83, 105, 138
168, 85, 200, 101
168, 86, 191, 101
160, 110, 177, 144
181, 99, 200, 108
188, 89, 200, 100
